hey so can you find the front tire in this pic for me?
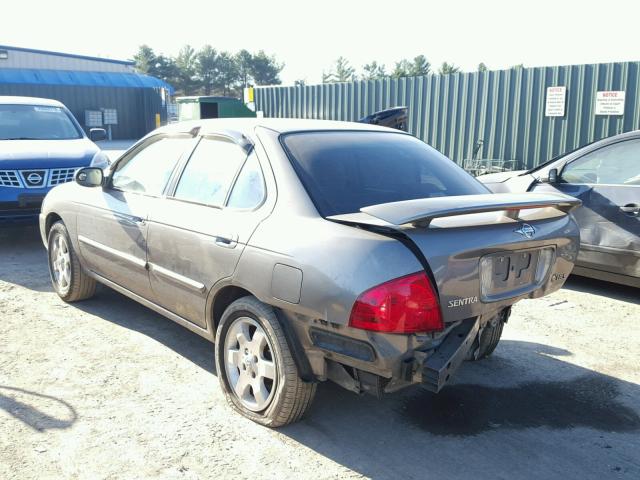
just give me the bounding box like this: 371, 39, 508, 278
215, 296, 316, 427
47, 221, 96, 302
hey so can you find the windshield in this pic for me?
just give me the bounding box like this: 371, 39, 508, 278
0, 104, 83, 140
282, 131, 489, 217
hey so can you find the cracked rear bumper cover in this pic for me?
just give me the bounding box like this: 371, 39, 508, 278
420, 318, 480, 393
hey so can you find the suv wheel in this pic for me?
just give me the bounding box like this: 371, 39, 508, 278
215, 296, 316, 427
47, 221, 96, 302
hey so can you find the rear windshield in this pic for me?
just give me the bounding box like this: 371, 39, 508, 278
281, 131, 488, 216
0, 104, 82, 140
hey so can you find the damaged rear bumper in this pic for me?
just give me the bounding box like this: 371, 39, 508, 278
417, 318, 479, 392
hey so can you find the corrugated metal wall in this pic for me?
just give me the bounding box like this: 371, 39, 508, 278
254, 62, 640, 168
0, 83, 166, 139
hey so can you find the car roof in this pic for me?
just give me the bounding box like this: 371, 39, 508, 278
155, 117, 404, 138
589, 129, 640, 145
555, 128, 640, 161
0, 96, 66, 107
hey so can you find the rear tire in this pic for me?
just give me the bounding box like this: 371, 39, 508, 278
475, 319, 504, 359
215, 296, 316, 427
467, 309, 509, 361
47, 221, 96, 302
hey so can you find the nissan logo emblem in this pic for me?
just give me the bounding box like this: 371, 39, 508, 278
514, 223, 536, 239
27, 172, 43, 184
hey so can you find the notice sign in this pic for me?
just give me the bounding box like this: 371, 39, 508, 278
102, 109, 118, 125
85, 110, 102, 127
595, 91, 625, 115
545, 86, 566, 117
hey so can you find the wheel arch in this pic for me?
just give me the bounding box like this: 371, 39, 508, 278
207, 282, 316, 382
40, 212, 64, 248
45, 212, 63, 236
208, 284, 255, 336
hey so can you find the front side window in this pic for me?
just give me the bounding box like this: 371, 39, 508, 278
173, 137, 247, 206
0, 104, 82, 140
562, 139, 640, 185
282, 131, 488, 216
111, 136, 190, 195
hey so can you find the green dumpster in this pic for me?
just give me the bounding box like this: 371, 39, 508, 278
176, 96, 256, 121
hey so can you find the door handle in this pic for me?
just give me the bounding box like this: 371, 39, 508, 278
620, 204, 640, 216
215, 234, 238, 248
111, 212, 146, 227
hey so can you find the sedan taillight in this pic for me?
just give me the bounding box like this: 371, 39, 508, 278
349, 272, 443, 334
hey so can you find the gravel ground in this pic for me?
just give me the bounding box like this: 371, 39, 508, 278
0, 226, 639, 480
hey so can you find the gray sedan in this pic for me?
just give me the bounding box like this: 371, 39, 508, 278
40, 119, 580, 426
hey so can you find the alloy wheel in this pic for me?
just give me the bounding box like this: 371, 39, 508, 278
51, 233, 71, 291
224, 316, 277, 412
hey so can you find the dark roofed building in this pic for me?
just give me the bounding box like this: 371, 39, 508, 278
0, 45, 173, 139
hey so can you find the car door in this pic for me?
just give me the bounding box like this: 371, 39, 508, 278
146, 135, 269, 327
76, 134, 194, 298
533, 138, 640, 279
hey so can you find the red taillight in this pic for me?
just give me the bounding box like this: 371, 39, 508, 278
349, 272, 443, 334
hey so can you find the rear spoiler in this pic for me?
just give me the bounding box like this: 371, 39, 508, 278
329, 193, 581, 227
357, 107, 408, 132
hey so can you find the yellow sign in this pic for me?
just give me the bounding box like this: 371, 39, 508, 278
155, 113, 161, 128
247, 87, 254, 103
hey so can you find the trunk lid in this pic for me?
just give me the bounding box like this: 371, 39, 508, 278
329, 192, 581, 323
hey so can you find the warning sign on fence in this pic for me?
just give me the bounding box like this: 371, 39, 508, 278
545, 86, 566, 117
595, 91, 625, 115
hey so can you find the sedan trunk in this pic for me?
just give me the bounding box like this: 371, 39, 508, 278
329, 192, 581, 324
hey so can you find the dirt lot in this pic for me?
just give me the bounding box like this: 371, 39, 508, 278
1, 226, 639, 480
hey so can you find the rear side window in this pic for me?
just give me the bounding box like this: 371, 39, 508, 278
227, 153, 266, 209
282, 131, 488, 216
111, 136, 190, 195
174, 137, 247, 206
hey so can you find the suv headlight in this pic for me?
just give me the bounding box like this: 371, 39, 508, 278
90, 151, 111, 169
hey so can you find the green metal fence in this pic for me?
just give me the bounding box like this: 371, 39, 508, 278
253, 62, 640, 168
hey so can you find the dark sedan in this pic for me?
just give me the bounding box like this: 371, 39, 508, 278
478, 130, 640, 287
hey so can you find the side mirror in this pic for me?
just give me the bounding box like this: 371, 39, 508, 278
89, 128, 107, 142
547, 168, 558, 184
76, 167, 104, 188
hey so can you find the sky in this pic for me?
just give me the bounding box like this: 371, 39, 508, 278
2, 0, 640, 85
